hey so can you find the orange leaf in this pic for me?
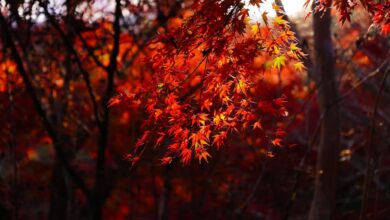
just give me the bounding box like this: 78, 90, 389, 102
272, 138, 282, 147
253, 121, 262, 130
160, 157, 173, 165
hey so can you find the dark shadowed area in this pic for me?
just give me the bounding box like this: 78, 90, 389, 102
0, 0, 389, 219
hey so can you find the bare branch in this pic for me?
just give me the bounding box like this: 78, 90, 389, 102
0, 11, 91, 198
39, 0, 101, 124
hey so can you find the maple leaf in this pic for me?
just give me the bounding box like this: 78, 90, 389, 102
226, 104, 235, 115
240, 99, 249, 107
135, 130, 150, 148
290, 43, 299, 51
181, 129, 190, 139
243, 17, 251, 26
160, 157, 173, 165
251, 24, 259, 35
190, 131, 209, 148
273, 55, 286, 69
222, 95, 232, 105
199, 125, 211, 142
195, 147, 211, 164
201, 99, 213, 111
272, 3, 281, 12
273, 95, 287, 107
267, 151, 275, 158
168, 143, 180, 152
219, 84, 230, 99
293, 62, 306, 71
213, 113, 226, 125
125, 154, 140, 167
274, 16, 287, 25
180, 148, 192, 165
107, 96, 121, 107
198, 113, 208, 126
272, 138, 283, 147
154, 133, 166, 147
274, 95, 287, 106
253, 121, 262, 130
235, 79, 248, 96
273, 45, 280, 55
191, 113, 208, 126
212, 131, 227, 149
260, 26, 270, 38
154, 109, 163, 120
108, 89, 132, 107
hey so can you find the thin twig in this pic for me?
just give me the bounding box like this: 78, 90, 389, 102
359, 59, 390, 220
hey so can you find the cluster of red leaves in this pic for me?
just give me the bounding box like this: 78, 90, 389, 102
371, 1, 390, 35
310, 0, 390, 35
111, 0, 305, 165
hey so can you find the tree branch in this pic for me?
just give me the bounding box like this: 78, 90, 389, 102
0, 11, 91, 198
39, 1, 101, 124
359, 59, 390, 220
92, 0, 121, 218
74, 30, 109, 72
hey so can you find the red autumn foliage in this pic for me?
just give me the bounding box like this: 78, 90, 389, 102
0, 0, 389, 219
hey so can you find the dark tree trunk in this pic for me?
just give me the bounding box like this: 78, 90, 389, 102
0, 202, 11, 220
158, 166, 172, 220
49, 161, 68, 220
309, 2, 340, 220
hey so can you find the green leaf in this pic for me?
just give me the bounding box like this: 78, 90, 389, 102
274, 16, 287, 25
290, 43, 299, 51
273, 55, 285, 70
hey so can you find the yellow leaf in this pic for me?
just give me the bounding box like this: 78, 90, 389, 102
273, 45, 280, 55
236, 79, 248, 96
293, 62, 305, 71
272, 3, 280, 11
244, 17, 251, 26
200, 139, 209, 146
290, 43, 299, 51
213, 113, 226, 125
100, 54, 110, 66
222, 95, 231, 105
274, 16, 286, 25
251, 24, 259, 35
157, 83, 164, 89
273, 55, 285, 70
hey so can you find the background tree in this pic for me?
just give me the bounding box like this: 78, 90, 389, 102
0, 0, 389, 219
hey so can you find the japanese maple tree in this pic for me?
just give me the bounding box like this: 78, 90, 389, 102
113, 0, 305, 166
0, 0, 389, 219
113, 0, 390, 167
